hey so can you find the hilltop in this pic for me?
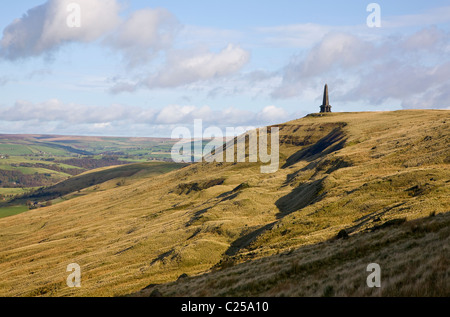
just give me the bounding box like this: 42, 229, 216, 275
0, 110, 448, 297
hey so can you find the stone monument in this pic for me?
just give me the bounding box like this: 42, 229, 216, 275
320, 84, 332, 113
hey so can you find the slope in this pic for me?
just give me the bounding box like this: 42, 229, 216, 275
0, 110, 448, 297
135, 211, 449, 297
8, 161, 187, 205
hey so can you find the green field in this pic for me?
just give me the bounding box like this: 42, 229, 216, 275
0, 188, 35, 195
0, 205, 29, 219
0, 144, 34, 155
0, 163, 70, 176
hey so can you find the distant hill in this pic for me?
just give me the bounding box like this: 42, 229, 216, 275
0, 110, 448, 297
0, 134, 178, 158
0, 134, 181, 200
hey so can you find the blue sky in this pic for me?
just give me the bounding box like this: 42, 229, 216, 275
0, 0, 449, 137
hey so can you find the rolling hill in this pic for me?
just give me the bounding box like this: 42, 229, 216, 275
0, 110, 448, 297
8, 161, 188, 206
0, 134, 176, 157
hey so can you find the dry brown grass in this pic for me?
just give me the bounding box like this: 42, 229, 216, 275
138, 212, 449, 297
0, 110, 448, 297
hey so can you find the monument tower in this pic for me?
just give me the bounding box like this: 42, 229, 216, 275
320, 84, 332, 113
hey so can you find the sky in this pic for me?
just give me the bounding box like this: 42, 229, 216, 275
0, 0, 449, 137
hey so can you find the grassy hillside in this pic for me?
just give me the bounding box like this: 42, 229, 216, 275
135, 211, 449, 297
9, 161, 187, 205
0, 110, 448, 297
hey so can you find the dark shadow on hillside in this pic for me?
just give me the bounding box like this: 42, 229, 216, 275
150, 249, 175, 266
343, 202, 408, 235
283, 157, 352, 186
185, 207, 212, 227
275, 178, 326, 218
172, 178, 226, 195
282, 126, 347, 169
225, 222, 277, 256
222, 178, 326, 257
221, 128, 347, 258
185, 189, 241, 227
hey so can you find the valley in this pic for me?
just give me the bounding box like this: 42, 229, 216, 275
0, 134, 181, 218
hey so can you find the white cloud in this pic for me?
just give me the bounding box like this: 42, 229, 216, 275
0, 99, 144, 124
1, 2, 251, 95
402, 26, 448, 51
151, 44, 250, 87
302, 33, 374, 77
105, 8, 181, 67
155, 105, 202, 124
270, 32, 375, 99
1, 1, 248, 85
0, 2, 181, 66
0, 0, 121, 60
270, 25, 450, 109
111, 44, 251, 92
0, 99, 289, 129
257, 106, 289, 123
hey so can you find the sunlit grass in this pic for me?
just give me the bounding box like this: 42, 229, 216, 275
0, 110, 448, 297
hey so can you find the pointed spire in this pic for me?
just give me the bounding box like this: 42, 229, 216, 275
323, 84, 329, 106
320, 84, 332, 113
